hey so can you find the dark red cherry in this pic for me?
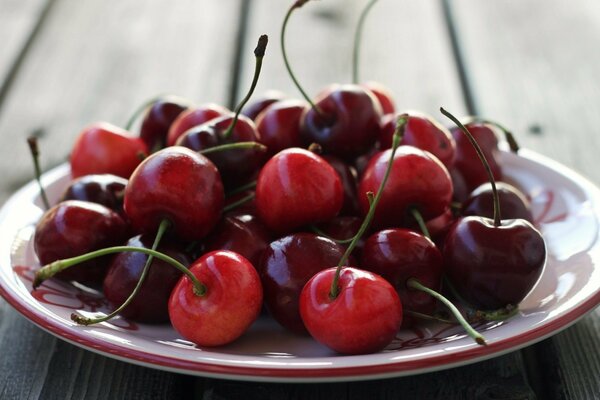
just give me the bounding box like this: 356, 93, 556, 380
139, 96, 189, 151
361, 81, 395, 115
316, 216, 363, 258
242, 90, 286, 121
60, 174, 127, 214
258, 233, 348, 334
452, 122, 502, 191
302, 84, 382, 160
444, 217, 545, 310
124, 146, 224, 241
166, 104, 229, 146
202, 213, 272, 267
34, 200, 128, 285
255, 99, 307, 157
323, 155, 359, 216
255, 148, 343, 233
463, 182, 533, 222
449, 167, 470, 203
358, 146, 453, 230
381, 113, 455, 168
361, 229, 442, 325
70, 123, 148, 179
103, 234, 191, 323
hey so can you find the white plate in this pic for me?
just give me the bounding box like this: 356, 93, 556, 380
1, 149, 599, 382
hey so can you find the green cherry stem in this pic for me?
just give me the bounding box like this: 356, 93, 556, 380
281, 0, 327, 119
26, 137, 50, 210
407, 278, 487, 346
223, 192, 256, 213
352, 0, 379, 84
409, 207, 431, 240
462, 116, 520, 153
309, 225, 354, 244
226, 180, 257, 197
71, 219, 170, 325
198, 141, 266, 156
405, 310, 455, 325
441, 107, 502, 227
329, 114, 409, 299
34, 246, 206, 297
222, 35, 268, 140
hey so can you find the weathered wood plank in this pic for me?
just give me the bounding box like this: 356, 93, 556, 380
0, 0, 243, 398
449, 1, 600, 398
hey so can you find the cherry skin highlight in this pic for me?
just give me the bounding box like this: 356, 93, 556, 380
255, 99, 308, 157
166, 103, 230, 146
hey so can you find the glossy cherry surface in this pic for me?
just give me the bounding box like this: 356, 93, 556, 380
323, 155, 359, 216
462, 182, 533, 222
255, 148, 343, 233
241, 90, 286, 121
103, 235, 191, 323
302, 84, 382, 160
358, 146, 453, 230
361, 229, 443, 323
299, 267, 402, 354
70, 122, 148, 179
255, 99, 307, 157
34, 200, 128, 285
258, 233, 347, 334
60, 174, 127, 214
361, 81, 395, 115
169, 250, 263, 347
166, 104, 229, 146
124, 147, 224, 241
444, 216, 546, 310
139, 96, 189, 151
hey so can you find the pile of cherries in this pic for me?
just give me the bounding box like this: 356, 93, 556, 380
29, 0, 546, 355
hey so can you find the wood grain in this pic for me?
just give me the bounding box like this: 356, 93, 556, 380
449, 1, 600, 398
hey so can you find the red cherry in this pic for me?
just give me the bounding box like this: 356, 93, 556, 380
124, 147, 224, 241
361, 229, 442, 325
60, 174, 127, 215
299, 267, 402, 354
462, 182, 533, 222
139, 96, 189, 151
103, 234, 191, 323
166, 104, 230, 146
258, 233, 348, 334
322, 155, 360, 216
255, 99, 308, 157
168, 250, 263, 347
361, 81, 395, 115
255, 148, 343, 233
241, 90, 286, 121
70, 122, 148, 179
358, 146, 453, 230
302, 84, 382, 160
34, 200, 128, 285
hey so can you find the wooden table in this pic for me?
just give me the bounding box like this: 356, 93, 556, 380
1, 0, 599, 398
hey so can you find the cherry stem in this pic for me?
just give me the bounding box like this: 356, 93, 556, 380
463, 116, 520, 153
281, 0, 327, 119
468, 305, 519, 323
198, 141, 266, 156
226, 180, 257, 197
223, 192, 255, 213
310, 226, 354, 244
26, 137, 50, 210
329, 114, 408, 299
409, 207, 431, 239
407, 278, 487, 346
441, 107, 502, 227
222, 35, 268, 140
405, 310, 455, 325
352, 0, 379, 84
71, 219, 170, 325
33, 246, 206, 297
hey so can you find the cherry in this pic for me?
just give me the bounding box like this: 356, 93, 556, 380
34, 200, 128, 285
441, 107, 546, 310
380, 112, 456, 168
462, 182, 533, 222
358, 145, 453, 230
124, 146, 224, 241
361, 229, 442, 325
449, 167, 470, 203
362, 82, 395, 115
166, 103, 230, 146
255, 99, 308, 157
255, 148, 343, 233
202, 213, 272, 267
322, 155, 360, 216
169, 250, 263, 347
138, 96, 189, 151
103, 234, 191, 323
70, 122, 148, 179
241, 90, 286, 121
452, 122, 502, 191
258, 233, 348, 334
60, 174, 128, 215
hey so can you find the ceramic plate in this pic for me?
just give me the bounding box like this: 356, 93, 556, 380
1, 149, 599, 382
